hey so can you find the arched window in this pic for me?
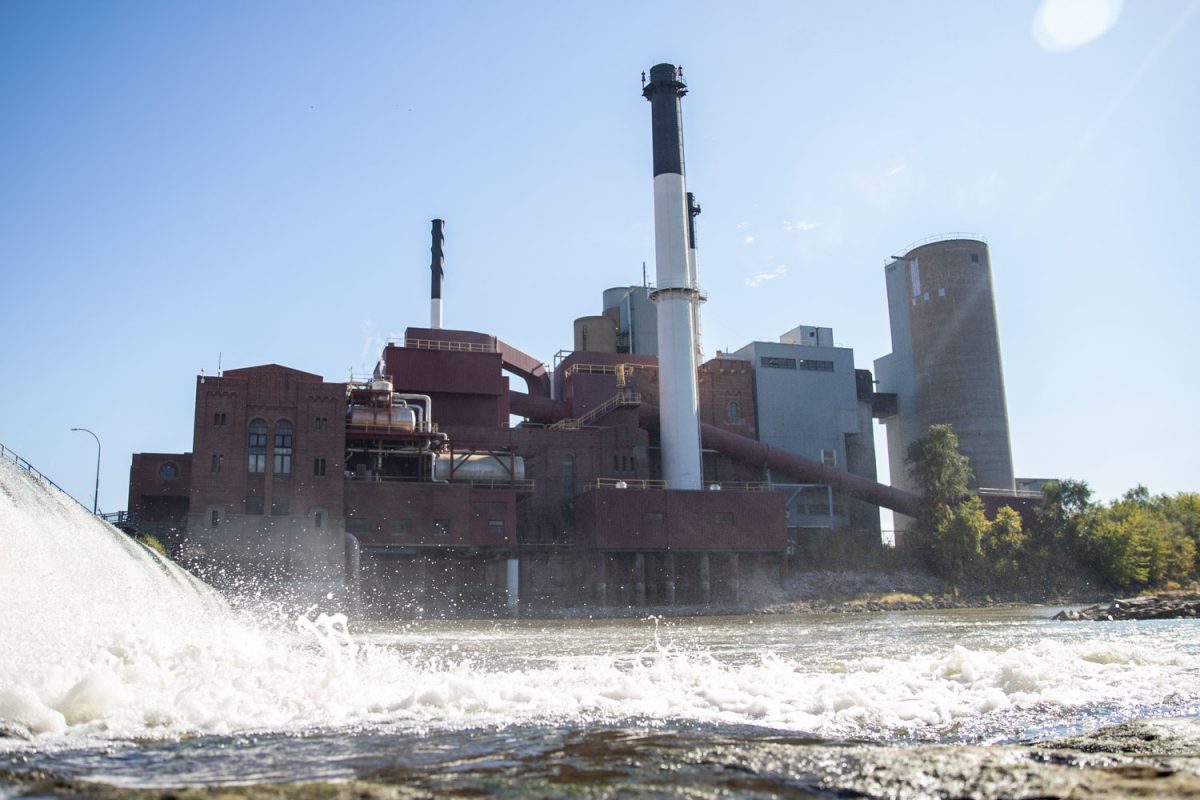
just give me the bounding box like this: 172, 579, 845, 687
158, 462, 178, 480
248, 419, 267, 473
273, 420, 293, 475
726, 401, 739, 424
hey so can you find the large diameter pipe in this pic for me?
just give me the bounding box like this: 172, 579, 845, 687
506, 385, 919, 517
430, 218, 445, 329
644, 63, 702, 490
699, 423, 919, 519
632, 402, 919, 518
509, 390, 566, 424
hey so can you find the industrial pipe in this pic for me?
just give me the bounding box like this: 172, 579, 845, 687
697, 422, 919, 519
631, 402, 919, 517
505, 385, 919, 518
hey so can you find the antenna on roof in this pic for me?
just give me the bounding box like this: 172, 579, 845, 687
218, 352, 222, 378
642, 261, 647, 287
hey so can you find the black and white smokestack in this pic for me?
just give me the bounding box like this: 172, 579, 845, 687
430, 218, 445, 330
643, 63, 702, 490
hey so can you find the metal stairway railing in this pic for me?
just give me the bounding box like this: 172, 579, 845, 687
548, 391, 642, 430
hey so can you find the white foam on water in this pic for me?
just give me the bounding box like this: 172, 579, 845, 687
2, 458, 1198, 746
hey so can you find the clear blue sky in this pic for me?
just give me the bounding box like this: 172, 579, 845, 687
2, 0, 1196, 515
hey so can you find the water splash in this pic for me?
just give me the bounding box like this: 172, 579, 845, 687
2, 458, 1198, 748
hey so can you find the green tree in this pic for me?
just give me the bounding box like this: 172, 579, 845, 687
1027, 478, 1093, 588
1155, 492, 1200, 568
903, 424, 973, 573
906, 424, 973, 507
983, 505, 1027, 590
935, 495, 987, 585
1078, 504, 1154, 589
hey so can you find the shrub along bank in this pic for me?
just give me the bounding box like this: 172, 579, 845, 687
901, 425, 1199, 597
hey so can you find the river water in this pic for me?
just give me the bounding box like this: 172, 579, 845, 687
2, 459, 1199, 796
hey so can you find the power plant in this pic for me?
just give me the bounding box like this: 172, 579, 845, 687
123, 65, 1020, 614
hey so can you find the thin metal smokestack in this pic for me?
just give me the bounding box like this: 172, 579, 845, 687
430, 218, 445, 329
643, 63, 702, 490
687, 191, 704, 362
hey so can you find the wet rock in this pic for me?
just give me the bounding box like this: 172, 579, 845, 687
1054, 595, 1200, 622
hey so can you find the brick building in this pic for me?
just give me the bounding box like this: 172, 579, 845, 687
128, 325, 820, 615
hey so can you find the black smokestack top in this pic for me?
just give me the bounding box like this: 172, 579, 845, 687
430, 218, 445, 299
642, 63, 687, 177
687, 192, 701, 250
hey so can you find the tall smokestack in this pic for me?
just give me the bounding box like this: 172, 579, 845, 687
644, 63, 703, 490
430, 218, 445, 329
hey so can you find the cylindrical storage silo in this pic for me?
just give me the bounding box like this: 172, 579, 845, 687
903, 238, 1014, 490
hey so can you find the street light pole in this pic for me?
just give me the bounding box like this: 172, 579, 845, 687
70, 427, 100, 514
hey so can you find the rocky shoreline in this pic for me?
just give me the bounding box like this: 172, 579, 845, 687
5, 718, 1200, 799
1054, 594, 1200, 621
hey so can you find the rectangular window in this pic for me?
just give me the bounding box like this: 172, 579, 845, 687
797, 359, 834, 372
213, 412, 227, 426
971, 253, 980, 263
644, 511, 664, 524
271, 497, 290, 516
248, 421, 267, 474
273, 422, 293, 475
314, 512, 323, 529
245, 496, 264, 515
210, 510, 220, 527
821, 449, 837, 467
314, 417, 328, 431
346, 517, 370, 534
613, 455, 620, 472
314, 457, 326, 476
390, 518, 412, 535
488, 519, 505, 535
716, 512, 735, 526
760, 356, 797, 370
432, 519, 451, 536
211, 453, 224, 473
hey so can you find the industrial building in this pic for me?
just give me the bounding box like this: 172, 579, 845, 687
874, 237, 1016, 500
124, 64, 1019, 615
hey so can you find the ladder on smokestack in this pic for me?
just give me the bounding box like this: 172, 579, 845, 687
548, 391, 642, 430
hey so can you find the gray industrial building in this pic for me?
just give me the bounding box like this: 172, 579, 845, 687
874, 236, 1015, 498
729, 326, 880, 539
574, 280, 885, 540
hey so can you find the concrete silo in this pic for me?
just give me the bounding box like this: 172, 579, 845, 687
874, 236, 1014, 496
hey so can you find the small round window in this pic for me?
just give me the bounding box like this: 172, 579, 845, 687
159, 462, 178, 480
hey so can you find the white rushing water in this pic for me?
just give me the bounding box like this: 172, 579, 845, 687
1, 457, 1198, 748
